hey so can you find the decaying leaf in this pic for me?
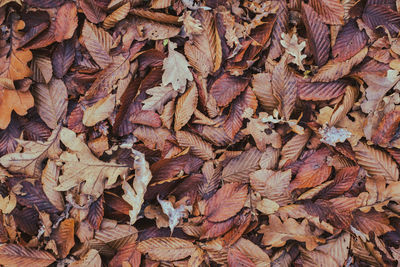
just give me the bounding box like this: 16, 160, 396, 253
55, 128, 130, 198
137, 237, 196, 261
122, 149, 152, 225
163, 41, 193, 92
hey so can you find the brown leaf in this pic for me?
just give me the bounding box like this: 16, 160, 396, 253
371, 110, 400, 146
69, 249, 101, 267
54, 2, 78, 42
251, 73, 279, 113
52, 218, 75, 258
52, 39, 75, 79
258, 215, 324, 251
272, 56, 297, 120
41, 160, 64, 211
221, 148, 262, 183
103, 2, 130, 29
362, 4, 400, 35
250, 169, 292, 206
224, 88, 258, 139
32, 78, 68, 129
302, 2, 330, 67
205, 182, 248, 222
332, 19, 368, 61
289, 148, 333, 191
312, 47, 368, 82
279, 129, 311, 168
88, 195, 104, 230
81, 20, 113, 69
109, 242, 141, 267
137, 237, 196, 261
317, 166, 359, 199
298, 79, 348, 101
352, 209, 394, 236
309, 0, 344, 25
175, 83, 198, 131
210, 73, 250, 107
268, 0, 289, 60
176, 131, 215, 160
0, 87, 34, 129
184, 9, 222, 76
329, 85, 359, 126
228, 248, 256, 267
79, 0, 106, 24
354, 142, 399, 181
0, 244, 56, 266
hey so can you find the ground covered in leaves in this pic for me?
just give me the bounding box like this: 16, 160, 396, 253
2, 0, 400, 266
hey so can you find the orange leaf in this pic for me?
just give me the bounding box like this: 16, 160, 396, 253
52, 218, 75, 258
0, 87, 34, 129
205, 182, 248, 222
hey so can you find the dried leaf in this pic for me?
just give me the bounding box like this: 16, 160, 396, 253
83, 94, 116, 127
54, 2, 78, 42
103, 2, 130, 29
0, 87, 34, 129
52, 218, 74, 258
252, 73, 279, 113
259, 215, 324, 251
137, 237, 196, 261
312, 47, 368, 82
302, 2, 330, 67
69, 249, 101, 267
309, 0, 344, 25
205, 182, 248, 222
81, 20, 113, 69
353, 142, 399, 181
176, 131, 215, 160
162, 41, 193, 92
221, 148, 262, 183
280, 32, 307, 70
272, 56, 297, 120
174, 83, 198, 131
55, 128, 129, 198
32, 78, 68, 129
210, 73, 250, 107
0, 244, 56, 266
184, 10, 222, 76
122, 150, 152, 225
0, 126, 62, 177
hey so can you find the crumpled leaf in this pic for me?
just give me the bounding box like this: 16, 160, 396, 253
0, 192, 16, 214
162, 41, 193, 92
142, 85, 178, 113
54, 128, 130, 199
157, 195, 190, 234
122, 149, 152, 225
280, 32, 306, 71
259, 215, 324, 251
0, 86, 34, 129
0, 126, 62, 177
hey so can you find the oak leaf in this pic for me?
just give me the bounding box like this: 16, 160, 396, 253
259, 215, 324, 251
54, 128, 130, 199
162, 41, 193, 92
0, 86, 34, 129
0, 125, 62, 177
280, 32, 307, 71
142, 85, 178, 113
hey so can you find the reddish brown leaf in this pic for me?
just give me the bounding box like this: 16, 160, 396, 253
52, 218, 75, 259
298, 79, 348, 100
228, 248, 256, 267
268, 0, 289, 60
79, 0, 106, 24
224, 88, 258, 139
205, 182, 248, 222
302, 2, 330, 67
317, 166, 359, 199
0, 244, 56, 266
201, 218, 235, 239
54, 2, 78, 42
109, 242, 141, 267
332, 19, 368, 61
362, 4, 400, 35
52, 39, 75, 79
88, 194, 104, 230
210, 73, 250, 107
352, 209, 394, 236
371, 110, 400, 146
176, 131, 215, 160
289, 148, 333, 191
309, 0, 344, 25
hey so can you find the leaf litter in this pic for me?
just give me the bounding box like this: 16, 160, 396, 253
1, 0, 400, 266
